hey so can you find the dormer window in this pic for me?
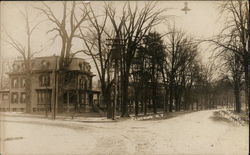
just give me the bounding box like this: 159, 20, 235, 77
31, 62, 35, 67
83, 65, 86, 71
39, 75, 50, 87
21, 63, 26, 71
79, 76, 89, 89
12, 77, 19, 88
21, 78, 26, 88
79, 63, 83, 70
41, 60, 50, 69
86, 64, 91, 72
13, 64, 20, 72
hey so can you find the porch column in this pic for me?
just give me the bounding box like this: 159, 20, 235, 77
77, 90, 79, 112
67, 91, 70, 113
97, 93, 100, 106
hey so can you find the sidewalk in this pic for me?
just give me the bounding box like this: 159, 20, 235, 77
0, 110, 226, 127
0, 109, 217, 122
0, 112, 114, 123
130, 110, 204, 121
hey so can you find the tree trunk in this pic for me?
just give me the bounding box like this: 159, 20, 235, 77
191, 101, 194, 110
169, 79, 174, 112
177, 90, 182, 111
234, 82, 241, 113
175, 87, 180, 111
121, 74, 129, 117
164, 87, 169, 113
104, 91, 112, 118
243, 56, 249, 114
25, 73, 31, 113
175, 90, 178, 112
196, 100, 199, 111
246, 8, 250, 114
184, 91, 190, 111
152, 82, 157, 114
25, 59, 32, 113
141, 99, 144, 113
144, 98, 147, 115
135, 98, 139, 116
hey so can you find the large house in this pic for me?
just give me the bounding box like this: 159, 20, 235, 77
4, 56, 100, 113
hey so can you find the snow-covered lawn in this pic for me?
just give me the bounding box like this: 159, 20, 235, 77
0, 110, 249, 155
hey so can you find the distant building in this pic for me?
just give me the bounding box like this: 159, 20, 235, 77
0, 88, 10, 111
4, 56, 100, 113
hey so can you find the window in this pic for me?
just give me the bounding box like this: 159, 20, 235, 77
79, 62, 88, 71
2, 94, 9, 101
85, 81, 88, 90
64, 72, 74, 85
79, 63, 83, 70
21, 78, 26, 88
79, 78, 84, 89
63, 92, 76, 104
79, 76, 89, 90
11, 93, 18, 103
37, 91, 43, 104
37, 90, 51, 105
80, 94, 86, 104
39, 75, 50, 87
20, 92, 26, 103
12, 77, 19, 88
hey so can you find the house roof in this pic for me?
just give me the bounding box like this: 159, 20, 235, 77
0, 89, 10, 93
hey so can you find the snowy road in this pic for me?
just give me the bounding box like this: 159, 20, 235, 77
0, 110, 249, 155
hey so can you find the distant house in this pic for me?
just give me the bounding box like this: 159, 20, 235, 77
0, 88, 10, 111
6, 56, 100, 113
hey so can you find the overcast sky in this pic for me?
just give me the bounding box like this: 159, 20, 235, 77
0, 1, 226, 80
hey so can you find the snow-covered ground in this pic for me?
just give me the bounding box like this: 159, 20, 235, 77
0, 110, 249, 155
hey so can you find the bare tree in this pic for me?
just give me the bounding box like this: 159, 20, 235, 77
36, 2, 90, 116
106, 2, 167, 117
217, 38, 244, 112
163, 27, 199, 112
4, 8, 45, 113
131, 32, 166, 115
77, 3, 117, 118
36, 1, 89, 68
228, 53, 244, 112
209, 0, 249, 112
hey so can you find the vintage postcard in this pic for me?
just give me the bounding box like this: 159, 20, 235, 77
0, 1, 249, 154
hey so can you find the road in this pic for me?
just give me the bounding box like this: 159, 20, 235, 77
0, 110, 249, 155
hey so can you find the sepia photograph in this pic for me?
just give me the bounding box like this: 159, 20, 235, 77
0, 0, 249, 154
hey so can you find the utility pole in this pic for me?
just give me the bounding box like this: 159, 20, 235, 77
45, 73, 49, 118
52, 56, 58, 120
0, 46, 3, 89
247, 1, 250, 115
0, 6, 2, 89
106, 37, 123, 120
113, 55, 118, 120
